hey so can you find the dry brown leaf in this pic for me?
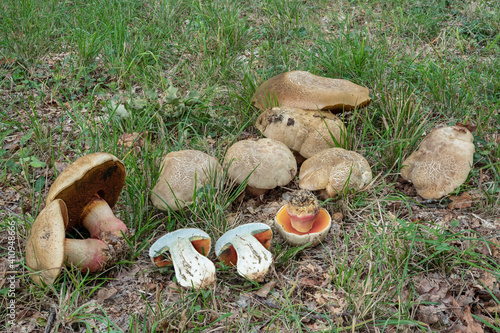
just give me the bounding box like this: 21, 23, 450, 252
255, 280, 277, 298
313, 289, 347, 315
118, 131, 148, 148
463, 306, 484, 333
416, 278, 449, 302
479, 270, 497, 290
96, 287, 118, 302
449, 192, 473, 209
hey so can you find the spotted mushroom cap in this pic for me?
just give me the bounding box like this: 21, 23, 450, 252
251, 71, 371, 112
400, 125, 475, 199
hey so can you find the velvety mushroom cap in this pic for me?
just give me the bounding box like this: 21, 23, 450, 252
46, 153, 125, 229
400, 125, 475, 199
251, 71, 371, 112
275, 205, 331, 247
299, 148, 372, 198
255, 107, 346, 158
26, 200, 67, 286
223, 138, 297, 190
151, 150, 223, 211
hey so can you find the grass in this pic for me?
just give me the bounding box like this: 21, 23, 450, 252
1, 0, 500, 331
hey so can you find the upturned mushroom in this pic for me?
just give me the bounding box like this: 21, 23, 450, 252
274, 190, 332, 247
215, 223, 273, 281
46, 153, 127, 242
255, 106, 346, 159
151, 150, 223, 211
299, 148, 372, 199
223, 138, 297, 196
252, 71, 371, 112
400, 125, 475, 199
26, 199, 111, 286
149, 228, 215, 289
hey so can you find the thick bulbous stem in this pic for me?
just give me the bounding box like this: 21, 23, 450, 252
231, 233, 272, 282
64, 238, 110, 273
81, 195, 128, 240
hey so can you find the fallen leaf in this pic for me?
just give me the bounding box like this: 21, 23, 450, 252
96, 287, 118, 302
478, 270, 497, 290
463, 306, 484, 333
449, 192, 472, 209
255, 280, 277, 298
118, 132, 147, 148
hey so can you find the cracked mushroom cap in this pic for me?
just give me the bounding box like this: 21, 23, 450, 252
299, 148, 372, 198
251, 71, 371, 112
151, 150, 223, 211
46, 153, 125, 229
255, 106, 346, 158
400, 125, 475, 199
223, 138, 297, 190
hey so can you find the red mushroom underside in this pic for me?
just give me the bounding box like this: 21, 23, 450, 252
153, 238, 211, 267
218, 230, 272, 266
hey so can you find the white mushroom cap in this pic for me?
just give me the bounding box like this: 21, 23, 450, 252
299, 148, 372, 198
149, 228, 216, 289
251, 71, 371, 112
255, 107, 346, 158
223, 139, 297, 190
400, 125, 475, 199
215, 223, 273, 282
151, 150, 223, 211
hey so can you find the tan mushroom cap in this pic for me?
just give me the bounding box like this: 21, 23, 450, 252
224, 138, 297, 190
26, 200, 67, 286
299, 148, 372, 198
46, 153, 125, 229
251, 71, 371, 112
255, 106, 346, 158
151, 150, 223, 211
400, 125, 475, 199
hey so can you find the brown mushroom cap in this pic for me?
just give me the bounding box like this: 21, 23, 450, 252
26, 200, 67, 286
299, 148, 372, 198
400, 125, 475, 199
223, 138, 297, 190
151, 150, 223, 211
274, 205, 331, 247
255, 107, 346, 158
46, 153, 125, 229
251, 71, 371, 112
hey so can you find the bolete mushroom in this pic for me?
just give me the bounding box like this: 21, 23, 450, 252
299, 148, 372, 199
215, 223, 273, 281
151, 150, 223, 211
26, 199, 111, 286
46, 153, 127, 242
223, 138, 297, 196
251, 71, 371, 112
255, 106, 346, 159
400, 125, 475, 199
149, 228, 215, 289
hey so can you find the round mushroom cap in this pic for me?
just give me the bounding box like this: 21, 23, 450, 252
299, 148, 372, 198
251, 71, 371, 112
274, 205, 331, 247
26, 199, 68, 286
46, 153, 125, 229
149, 228, 212, 263
151, 150, 223, 211
224, 138, 297, 190
255, 106, 346, 158
400, 125, 475, 199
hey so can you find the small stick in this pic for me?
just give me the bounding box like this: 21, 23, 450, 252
44, 305, 57, 333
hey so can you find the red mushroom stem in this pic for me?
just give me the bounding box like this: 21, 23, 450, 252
286, 190, 320, 233
80, 194, 128, 240
64, 238, 110, 273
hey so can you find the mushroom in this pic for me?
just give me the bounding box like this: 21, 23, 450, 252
149, 228, 215, 289
26, 199, 111, 286
274, 191, 332, 247
400, 125, 475, 199
223, 138, 297, 196
251, 71, 371, 112
255, 106, 346, 159
151, 150, 222, 211
46, 153, 127, 242
215, 223, 273, 282
299, 148, 372, 199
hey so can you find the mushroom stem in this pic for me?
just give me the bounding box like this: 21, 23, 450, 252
64, 238, 110, 273
246, 186, 269, 197
165, 238, 216, 289
229, 233, 272, 282
286, 190, 320, 233
81, 194, 128, 240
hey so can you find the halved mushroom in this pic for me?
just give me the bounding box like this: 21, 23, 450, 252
255, 107, 346, 159
26, 200, 111, 286
151, 150, 223, 211
252, 71, 371, 112
299, 148, 372, 199
149, 228, 215, 289
223, 138, 297, 196
400, 125, 475, 199
215, 223, 273, 282
46, 153, 127, 242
